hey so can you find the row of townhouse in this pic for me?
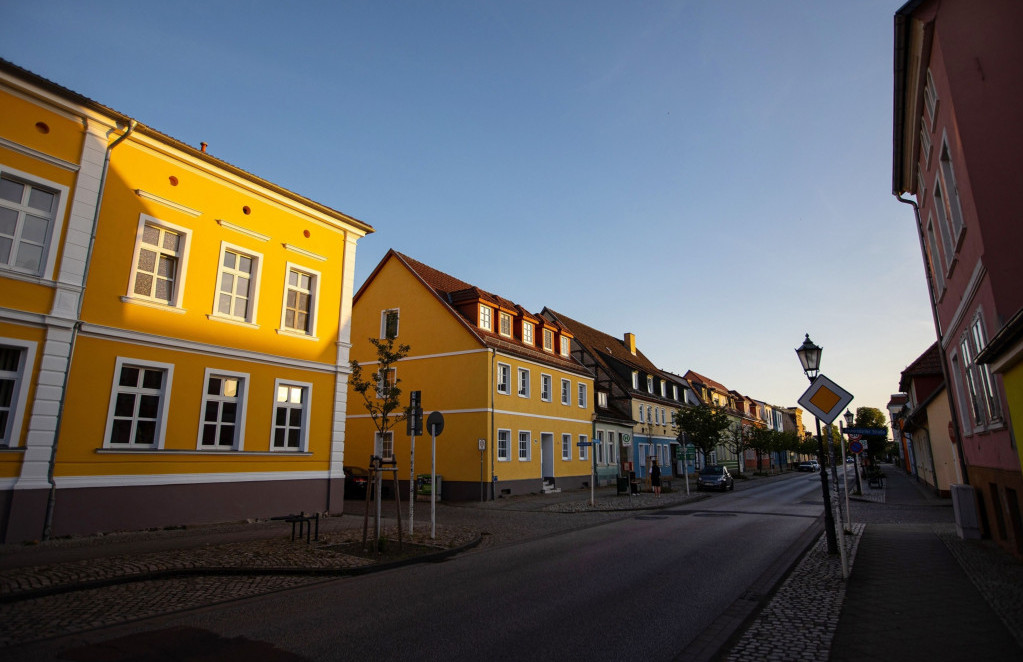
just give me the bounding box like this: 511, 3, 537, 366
0, 59, 373, 542
345, 250, 805, 500
891, 0, 1023, 558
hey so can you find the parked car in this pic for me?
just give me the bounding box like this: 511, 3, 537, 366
696, 465, 734, 491
344, 466, 370, 499
797, 461, 817, 472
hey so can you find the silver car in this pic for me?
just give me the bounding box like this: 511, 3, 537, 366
697, 465, 734, 491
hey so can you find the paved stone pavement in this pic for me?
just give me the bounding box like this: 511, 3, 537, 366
2, 466, 1022, 661
723, 464, 1023, 661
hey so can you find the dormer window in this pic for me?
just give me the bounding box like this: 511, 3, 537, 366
598, 392, 608, 408
672, 384, 679, 400
559, 336, 570, 357
522, 321, 534, 345
632, 371, 639, 389
479, 305, 492, 331
499, 312, 512, 337
646, 376, 653, 393
660, 379, 666, 397
543, 328, 554, 352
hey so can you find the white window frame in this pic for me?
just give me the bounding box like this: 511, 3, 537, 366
479, 304, 493, 331
660, 380, 666, 397
522, 321, 534, 345
497, 429, 511, 461
632, 371, 639, 389
125, 215, 191, 308
925, 215, 946, 298
0, 165, 69, 279
562, 432, 572, 460
212, 242, 262, 324
637, 404, 644, 422
0, 338, 36, 447
561, 378, 571, 405
595, 430, 604, 464
597, 391, 608, 408
381, 308, 400, 339
499, 312, 512, 337
518, 430, 531, 461
560, 335, 570, 357
672, 384, 679, 400
497, 362, 511, 395
375, 430, 394, 461
518, 367, 530, 398
103, 357, 174, 449
647, 375, 654, 393
578, 382, 587, 408
271, 379, 312, 451
932, 175, 956, 276
541, 373, 552, 402
924, 68, 939, 129
938, 138, 965, 246
579, 434, 589, 461
375, 367, 396, 399
197, 368, 248, 450
543, 328, 554, 352
280, 263, 320, 337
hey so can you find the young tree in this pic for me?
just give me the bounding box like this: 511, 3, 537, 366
674, 403, 731, 468
747, 426, 776, 473
852, 407, 889, 464
724, 421, 753, 475
349, 337, 412, 458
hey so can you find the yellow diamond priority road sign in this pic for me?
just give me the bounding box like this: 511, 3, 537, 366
798, 374, 853, 425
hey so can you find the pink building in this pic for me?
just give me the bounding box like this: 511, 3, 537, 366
893, 0, 1023, 556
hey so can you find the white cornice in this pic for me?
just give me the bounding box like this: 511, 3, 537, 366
283, 244, 327, 262
216, 219, 270, 242
134, 189, 202, 217
79, 322, 342, 373
0, 136, 80, 171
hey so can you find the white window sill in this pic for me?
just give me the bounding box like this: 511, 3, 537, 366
276, 328, 318, 341
120, 296, 186, 313
208, 314, 259, 329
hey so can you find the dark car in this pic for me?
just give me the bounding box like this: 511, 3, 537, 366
696, 465, 734, 492
343, 466, 370, 499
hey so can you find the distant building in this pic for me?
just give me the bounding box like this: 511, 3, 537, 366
0, 59, 373, 541
893, 343, 963, 496
347, 251, 594, 500
893, 0, 1023, 555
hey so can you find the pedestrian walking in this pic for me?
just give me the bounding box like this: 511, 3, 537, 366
651, 459, 661, 496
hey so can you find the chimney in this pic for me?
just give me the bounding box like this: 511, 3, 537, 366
624, 332, 636, 355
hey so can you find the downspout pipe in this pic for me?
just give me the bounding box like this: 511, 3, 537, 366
895, 192, 970, 485
42, 120, 137, 539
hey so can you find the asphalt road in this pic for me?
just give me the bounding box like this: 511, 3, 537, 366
11, 474, 827, 661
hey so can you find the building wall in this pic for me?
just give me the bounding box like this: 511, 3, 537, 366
1, 64, 369, 540
898, 0, 1023, 555
347, 255, 594, 500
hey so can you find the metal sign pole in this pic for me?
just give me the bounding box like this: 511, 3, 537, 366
409, 431, 416, 535
431, 425, 437, 540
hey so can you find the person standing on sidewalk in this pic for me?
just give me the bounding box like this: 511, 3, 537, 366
651, 459, 661, 496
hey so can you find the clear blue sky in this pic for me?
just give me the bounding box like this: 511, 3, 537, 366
2, 0, 935, 420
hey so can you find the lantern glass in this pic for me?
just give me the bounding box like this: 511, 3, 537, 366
795, 334, 822, 377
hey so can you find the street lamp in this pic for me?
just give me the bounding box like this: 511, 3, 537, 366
795, 334, 838, 555
844, 408, 862, 496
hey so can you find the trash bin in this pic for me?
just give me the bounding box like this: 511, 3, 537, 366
616, 476, 630, 495
416, 474, 442, 500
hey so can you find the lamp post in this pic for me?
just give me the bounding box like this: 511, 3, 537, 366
844, 409, 863, 496
795, 334, 839, 555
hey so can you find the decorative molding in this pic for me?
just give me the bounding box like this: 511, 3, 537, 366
134, 189, 202, 217
282, 244, 326, 262
79, 322, 337, 373
216, 219, 270, 242
54, 468, 322, 489
0, 136, 80, 172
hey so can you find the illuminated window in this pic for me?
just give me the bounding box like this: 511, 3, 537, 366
199, 370, 246, 449
272, 381, 310, 451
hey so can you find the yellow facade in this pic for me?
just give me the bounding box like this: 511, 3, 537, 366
1, 60, 372, 541
347, 251, 594, 499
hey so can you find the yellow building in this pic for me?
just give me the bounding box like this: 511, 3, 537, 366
0, 59, 372, 541
347, 250, 594, 500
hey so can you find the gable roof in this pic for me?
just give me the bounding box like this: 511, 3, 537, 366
369, 250, 589, 376
899, 342, 943, 392
683, 369, 731, 397
543, 308, 662, 377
